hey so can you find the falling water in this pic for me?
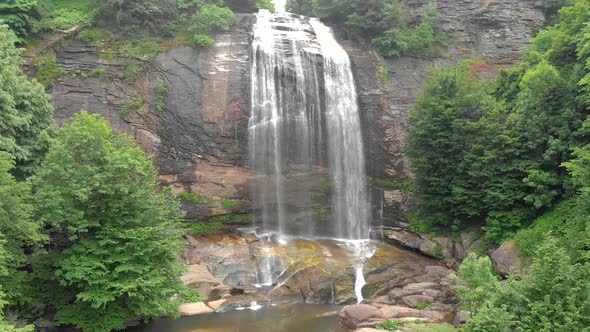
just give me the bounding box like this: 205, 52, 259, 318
249, 7, 371, 300
309, 19, 369, 240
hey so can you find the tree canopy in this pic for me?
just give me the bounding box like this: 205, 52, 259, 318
33, 112, 185, 332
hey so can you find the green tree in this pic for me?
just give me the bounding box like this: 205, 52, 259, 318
0, 24, 55, 179
97, 0, 179, 35
450, 253, 499, 315
0, 0, 38, 42
0, 153, 45, 306
0, 239, 34, 332
33, 112, 185, 332
462, 239, 590, 331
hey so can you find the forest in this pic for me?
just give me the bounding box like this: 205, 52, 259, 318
1, 0, 589, 331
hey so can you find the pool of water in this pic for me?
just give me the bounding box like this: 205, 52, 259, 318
128, 304, 343, 332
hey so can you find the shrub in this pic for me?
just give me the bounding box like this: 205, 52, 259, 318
155, 85, 168, 112
221, 199, 240, 209
376, 320, 405, 331
32, 51, 67, 88
185, 222, 224, 235
120, 38, 161, 61
416, 302, 431, 310
190, 4, 236, 33
192, 34, 214, 47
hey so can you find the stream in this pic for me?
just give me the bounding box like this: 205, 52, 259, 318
128, 304, 342, 332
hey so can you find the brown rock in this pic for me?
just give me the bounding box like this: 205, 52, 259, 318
454, 311, 470, 327
490, 240, 522, 276
402, 295, 434, 308
340, 305, 385, 330
178, 302, 214, 316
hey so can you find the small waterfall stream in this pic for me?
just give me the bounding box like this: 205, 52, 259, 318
249, 6, 372, 303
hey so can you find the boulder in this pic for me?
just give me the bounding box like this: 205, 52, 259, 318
454, 311, 470, 327
339, 305, 385, 330
383, 229, 439, 258
402, 295, 434, 308
178, 302, 214, 316
490, 240, 522, 276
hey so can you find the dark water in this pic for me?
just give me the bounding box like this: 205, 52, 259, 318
128, 304, 342, 332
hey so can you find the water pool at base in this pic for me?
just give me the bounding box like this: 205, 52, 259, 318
128, 304, 343, 332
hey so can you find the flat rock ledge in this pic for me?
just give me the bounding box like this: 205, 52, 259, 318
339, 304, 453, 331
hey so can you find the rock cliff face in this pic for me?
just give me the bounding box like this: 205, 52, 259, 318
342, 0, 546, 226
44, 0, 545, 225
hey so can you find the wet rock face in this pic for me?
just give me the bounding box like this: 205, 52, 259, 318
181, 232, 455, 309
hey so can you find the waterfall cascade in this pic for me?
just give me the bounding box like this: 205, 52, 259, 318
249, 10, 369, 240
249, 6, 372, 302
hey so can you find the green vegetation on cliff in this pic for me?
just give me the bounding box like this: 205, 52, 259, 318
287, 0, 447, 57
0, 24, 55, 178
407, 0, 590, 241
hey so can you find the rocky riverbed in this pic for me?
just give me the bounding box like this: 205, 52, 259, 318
177, 231, 460, 330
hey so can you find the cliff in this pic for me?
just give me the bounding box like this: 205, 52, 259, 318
41, 0, 546, 225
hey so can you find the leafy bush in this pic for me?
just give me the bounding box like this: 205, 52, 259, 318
0, 0, 39, 42
155, 85, 168, 112
0, 25, 55, 178
185, 222, 224, 235
77, 28, 114, 45
120, 99, 145, 117
180, 192, 202, 203
120, 38, 161, 61
192, 34, 215, 47
416, 302, 431, 310
458, 239, 590, 331
178, 287, 204, 303
38, 0, 97, 31
256, 0, 275, 11
32, 51, 67, 88
376, 320, 405, 331
190, 4, 235, 33
221, 199, 240, 209
450, 253, 499, 315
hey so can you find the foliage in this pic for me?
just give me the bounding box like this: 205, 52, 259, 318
155, 85, 168, 112
178, 287, 204, 303
462, 239, 590, 331
376, 320, 405, 331
192, 33, 215, 47
77, 28, 115, 46
180, 192, 202, 203
97, 0, 178, 36
407, 0, 590, 240
0, 25, 55, 179
287, 0, 445, 57
220, 199, 240, 209
33, 112, 186, 332
120, 38, 161, 61
377, 63, 390, 84
120, 99, 145, 117
0, 153, 45, 305
256, 0, 275, 11
184, 222, 224, 235
0, 0, 39, 42
31, 51, 67, 88
450, 253, 499, 315
37, 0, 97, 31
404, 323, 456, 332
416, 302, 431, 310
0, 237, 34, 331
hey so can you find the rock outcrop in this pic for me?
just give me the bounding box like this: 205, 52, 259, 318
41, 0, 546, 226
490, 240, 522, 276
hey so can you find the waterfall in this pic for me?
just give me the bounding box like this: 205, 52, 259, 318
309, 19, 369, 240
250, 10, 369, 240
249, 8, 371, 300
